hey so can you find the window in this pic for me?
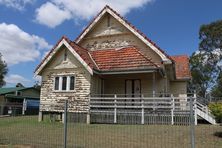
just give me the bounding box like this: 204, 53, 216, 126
62, 77, 67, 90
54, 77, 59, 90
15, 91, 22, 96
70, 76, 75, 90
54, 75, 75, 91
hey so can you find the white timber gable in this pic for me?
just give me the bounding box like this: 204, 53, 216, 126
76, 6, 171, 65
35, 38, 93, 76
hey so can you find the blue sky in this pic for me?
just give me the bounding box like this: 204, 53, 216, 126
0, 0, 222, 87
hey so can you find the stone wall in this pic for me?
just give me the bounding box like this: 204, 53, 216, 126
40, 47, 91, 113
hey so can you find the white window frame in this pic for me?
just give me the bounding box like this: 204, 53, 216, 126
53, 75, 76, 92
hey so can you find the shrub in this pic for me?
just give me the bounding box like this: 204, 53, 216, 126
208, 102, 222, 123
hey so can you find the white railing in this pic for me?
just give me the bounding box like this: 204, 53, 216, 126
90, 94, 196, 125
196, 100, 216, 124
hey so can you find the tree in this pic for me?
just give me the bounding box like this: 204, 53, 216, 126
0, 53, 8, 87
199, 20, 222, 53
16, 83, 24, 88
189, 52, 218, 97
211, 72, 222, 97
189, 20, 222, 97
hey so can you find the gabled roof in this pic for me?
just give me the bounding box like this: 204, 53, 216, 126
0, 87, 37, 95
90, 47, 159, 71
0, 87, 24, 95
75, 5, 172, 63
34, 36, 96, 75
171, 55, 191, 80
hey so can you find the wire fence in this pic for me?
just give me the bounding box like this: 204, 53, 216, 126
0, 97, 221, 148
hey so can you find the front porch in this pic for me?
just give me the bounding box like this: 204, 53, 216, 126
89, 94, 196, 125
91, 70, 178, 97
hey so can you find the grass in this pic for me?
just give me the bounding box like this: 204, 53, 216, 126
0, 116, 221, 148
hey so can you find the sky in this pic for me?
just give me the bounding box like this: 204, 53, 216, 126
0, 0, 222, 87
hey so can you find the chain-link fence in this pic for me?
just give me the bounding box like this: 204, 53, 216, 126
0, 97, 221, 148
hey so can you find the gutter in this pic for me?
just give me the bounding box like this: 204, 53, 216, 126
93, 68, 164, 75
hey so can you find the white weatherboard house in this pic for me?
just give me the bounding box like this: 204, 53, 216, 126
35, 6, 216, 125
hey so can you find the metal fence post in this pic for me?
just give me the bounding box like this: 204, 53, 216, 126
64, 100, 68, 148
194, 93, 197, 125
190, 97, 195, 148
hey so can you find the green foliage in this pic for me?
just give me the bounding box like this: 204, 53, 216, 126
211, 72, 222, 97
189, 20, 222, 97
189, 52, 218, 97
208, 103, 222, 123
199, 20, 222, 52
0, 53, 8, 87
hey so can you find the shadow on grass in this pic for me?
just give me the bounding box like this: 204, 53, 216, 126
214, 132, 222, 138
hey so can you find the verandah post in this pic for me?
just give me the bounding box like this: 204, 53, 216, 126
114, 94, 117, 124
171, 94, 174, 125
141, 94, 144, 124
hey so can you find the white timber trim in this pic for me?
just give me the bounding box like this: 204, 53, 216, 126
35, 39, 93, 75
76, 7, 171, 63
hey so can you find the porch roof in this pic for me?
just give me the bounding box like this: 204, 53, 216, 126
90, 47, 160, 71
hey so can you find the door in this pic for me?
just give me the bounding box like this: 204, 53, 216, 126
125, 79, 141, 97
125, 79, 141, 105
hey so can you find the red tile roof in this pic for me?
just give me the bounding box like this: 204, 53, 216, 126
67, 39, 97, 70
35, 36, 191, 80
171, 55, 191, 80
90, 47, 159, 71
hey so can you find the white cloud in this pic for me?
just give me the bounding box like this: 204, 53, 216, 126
5, 74, 30, 85
35, 0, 153, 28
35, 2, 71, 28
0, 0, 35, 11
0, 23, 52, 65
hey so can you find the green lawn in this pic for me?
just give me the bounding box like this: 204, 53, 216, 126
0, 116, 221, 148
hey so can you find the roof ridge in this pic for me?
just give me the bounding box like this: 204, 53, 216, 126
74, 6, 108, 42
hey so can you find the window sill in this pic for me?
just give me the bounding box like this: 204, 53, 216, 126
53, 90, 76, 93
